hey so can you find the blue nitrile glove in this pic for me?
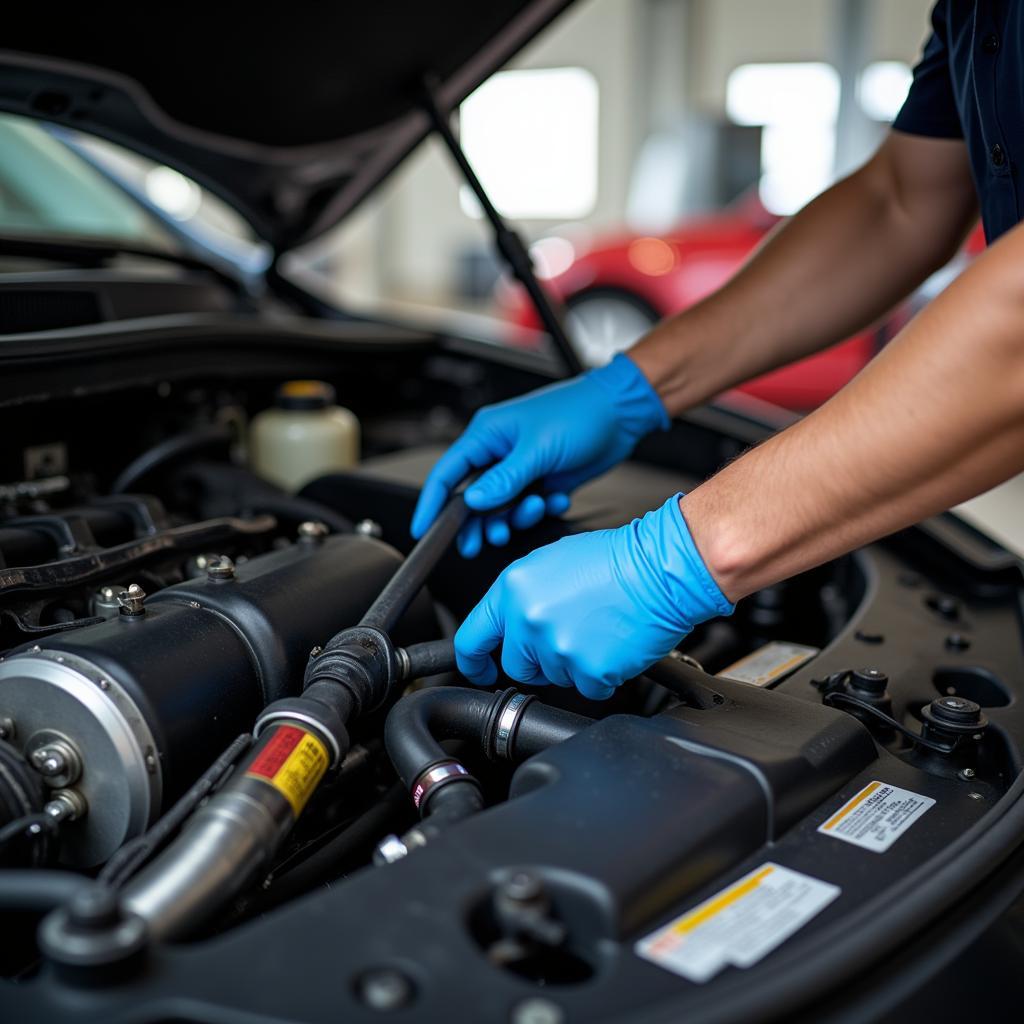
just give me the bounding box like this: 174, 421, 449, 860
410, 354, 669, 557
454, 494, 734, 700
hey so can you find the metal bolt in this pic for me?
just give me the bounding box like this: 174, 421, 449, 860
44, 789, 87, 823
504, 871, 544, 903
206, 556, 235, 582
31, 746, 69, 778
93, 585, 123, 619
188, 600, 201, 609
99, 678, 110, 691
28, 738, 82, 787
355, 967, 415, 1011
959, 767, 976, 780
298, 520, 329, 541
374, 834, 409, 865
355, 518, 383, 539
512, 998, 565, 1024
30, 645, 41, 653
968, 791, 985, 801
145, 750, 157, 774
117, 583, 146, 616
0, 716, 14, 741
310, 645, 323, 659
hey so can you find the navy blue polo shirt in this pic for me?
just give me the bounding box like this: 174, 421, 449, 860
893, 1, 1024, 243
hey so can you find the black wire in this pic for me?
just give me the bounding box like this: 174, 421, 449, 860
112, 425, 233, 494
100, 733, 252, 888
822, 691, 955, 753
0, 812, 58, 862
0, 869, 88, 912
249, 783, 411, 912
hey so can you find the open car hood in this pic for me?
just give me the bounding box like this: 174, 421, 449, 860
0, 1, 572, 251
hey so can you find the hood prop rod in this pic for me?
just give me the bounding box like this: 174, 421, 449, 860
420, 74, 584, 378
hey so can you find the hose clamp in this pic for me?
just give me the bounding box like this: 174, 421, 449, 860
410, 760, 469, 810
494, 691, 532, 760
253, 711, 344, 768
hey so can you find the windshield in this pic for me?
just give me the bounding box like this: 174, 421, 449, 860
0, 113, 173, 247
0, 113, 268, 275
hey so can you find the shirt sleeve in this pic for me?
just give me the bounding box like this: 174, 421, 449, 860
892, 1, 963, 139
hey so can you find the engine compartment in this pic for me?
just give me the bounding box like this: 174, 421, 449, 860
1, 341, 1023, 1023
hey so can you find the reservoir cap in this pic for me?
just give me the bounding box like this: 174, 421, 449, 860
277, 380, 336, 411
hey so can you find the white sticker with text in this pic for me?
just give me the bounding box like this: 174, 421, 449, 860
817, 780, 935, 853
635, 863, 839, 983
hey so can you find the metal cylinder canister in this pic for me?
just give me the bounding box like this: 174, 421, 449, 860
0, 533, 435, 866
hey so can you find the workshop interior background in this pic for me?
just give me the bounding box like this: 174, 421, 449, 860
4, 0, 1020, 551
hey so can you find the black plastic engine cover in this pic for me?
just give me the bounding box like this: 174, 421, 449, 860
6, 694, 878, 1023
21, 533, 436, 806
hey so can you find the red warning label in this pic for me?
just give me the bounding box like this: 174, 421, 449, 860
245, 724, 329, 816
248, 725, 304, 778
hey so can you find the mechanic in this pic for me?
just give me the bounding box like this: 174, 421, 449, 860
412, 1, 1024, 701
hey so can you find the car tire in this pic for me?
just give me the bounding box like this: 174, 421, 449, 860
565, 288, 661, 367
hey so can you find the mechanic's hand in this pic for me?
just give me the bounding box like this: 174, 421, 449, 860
410, 354, 668, 557
454, 494, 733, 699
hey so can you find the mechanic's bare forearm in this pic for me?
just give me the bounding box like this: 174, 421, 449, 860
680, 221, 1024, 602
630, 133, 978, 416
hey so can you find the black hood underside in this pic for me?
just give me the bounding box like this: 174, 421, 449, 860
0, 1, 572, 250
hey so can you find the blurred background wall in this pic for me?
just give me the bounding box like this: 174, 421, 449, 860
313, 0, 935, 316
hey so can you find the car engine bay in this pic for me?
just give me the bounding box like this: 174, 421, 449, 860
0, 325, 1019, 1023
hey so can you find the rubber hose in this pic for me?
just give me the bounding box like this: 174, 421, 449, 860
0, 869, 87, 912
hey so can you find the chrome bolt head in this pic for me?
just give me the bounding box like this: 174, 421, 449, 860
206, 555, 236, 581
117, 583, 146, 616
373, 834, 409, 865
355, 518, 383, 539
44, 789, 87, 823
31, 746, 68, 777
298, 520, 329, 541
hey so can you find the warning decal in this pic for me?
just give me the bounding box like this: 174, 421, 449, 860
717, 641, 819, 687
635, 863, 839, 984
817, 780, 934, 853
246, 724, 329, 816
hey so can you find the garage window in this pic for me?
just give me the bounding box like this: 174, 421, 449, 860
459, 67, 599, 220
858, 61, 913, 122
726, 62, 840, 216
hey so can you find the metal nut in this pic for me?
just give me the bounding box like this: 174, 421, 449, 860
29, 737, 82, 788
374, 834, 409, 865
117, 583, 146, 616
44, 788, 88, 823
298, 520, 329, 541
355, 518, 383, 539
205, 556, 236, 581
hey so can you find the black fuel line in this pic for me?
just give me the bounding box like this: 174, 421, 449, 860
376, 682, 592, 863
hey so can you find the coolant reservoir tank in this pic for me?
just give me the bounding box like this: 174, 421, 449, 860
249, 380, 359, 491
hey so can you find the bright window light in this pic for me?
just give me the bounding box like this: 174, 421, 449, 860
726, 62, 840, 216
459, 67, 599, 220
144, 165, 202, 220
858, 61, 913, 122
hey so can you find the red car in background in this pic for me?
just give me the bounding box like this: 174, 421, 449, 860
498, 194, 985, 411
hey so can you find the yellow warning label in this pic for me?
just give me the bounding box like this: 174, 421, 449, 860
636, 862, 840, 983
665, 866, 775, 937
817, 780, 935, 852
820, 780, 881, 831
246, 725, 329, 816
